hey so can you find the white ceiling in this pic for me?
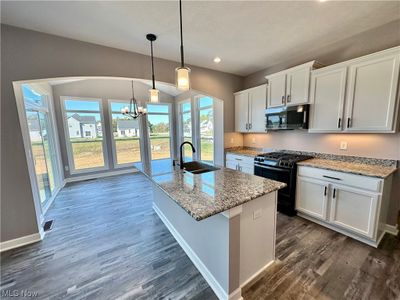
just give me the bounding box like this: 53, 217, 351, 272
2, 1, 399, 76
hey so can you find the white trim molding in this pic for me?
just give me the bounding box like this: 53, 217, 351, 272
0, 233, 43, 253
240, 260, 274, 289
385, 224, 399, 236
65, 168, 139, 183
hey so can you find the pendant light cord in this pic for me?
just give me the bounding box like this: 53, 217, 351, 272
179, 0, 185, 68
150, 40, 156, 89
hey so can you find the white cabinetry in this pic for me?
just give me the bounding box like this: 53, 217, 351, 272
309, 46, 400, 133
296, 166, 392, 247
266, 61, 317, 108
234, 84, 267, 132
226, 153, 254, 175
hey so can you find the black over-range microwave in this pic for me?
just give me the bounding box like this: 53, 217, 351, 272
265, 104, 310, 130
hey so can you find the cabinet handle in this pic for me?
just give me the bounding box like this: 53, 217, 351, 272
235, 158, 242, 161
338, 118, 341, 129
323, 175, 342, 181
324, 186, 327, 196
287, 95, 291, 103
249, 123, 252, 130
333, 188, 336, 199
245, 123, 248, 130
347, 117, 351, 128
281, 96, 285, 104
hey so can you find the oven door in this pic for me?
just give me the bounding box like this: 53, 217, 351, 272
254, 163, 295, 215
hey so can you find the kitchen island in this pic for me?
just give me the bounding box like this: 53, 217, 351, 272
141, 163, 286, 300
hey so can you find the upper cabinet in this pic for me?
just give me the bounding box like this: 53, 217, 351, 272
309, 47, 400, 133
266, 61, 318, 108
234, 84, 267, 133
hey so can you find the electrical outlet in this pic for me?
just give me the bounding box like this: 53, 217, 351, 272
253, 209, 262, 220
252, 137, 256, 144
65, 165, 69, 171
230, 138, 234, 144
340, 141, 348, 150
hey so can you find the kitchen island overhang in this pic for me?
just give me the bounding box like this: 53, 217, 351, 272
142, 166, 286, 300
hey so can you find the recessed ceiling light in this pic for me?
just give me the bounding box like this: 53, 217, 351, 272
213, 57, 221, 63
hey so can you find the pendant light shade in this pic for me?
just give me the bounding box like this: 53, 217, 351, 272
176, 0, 190, 91
146, 33, 159, 103
176, 66, 190, 91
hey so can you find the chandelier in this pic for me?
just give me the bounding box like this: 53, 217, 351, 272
121, 81, 147, 119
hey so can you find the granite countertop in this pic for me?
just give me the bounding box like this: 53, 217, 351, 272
141, 164, 286, 221
298, 158, 397, 179
225, 147, 264, 157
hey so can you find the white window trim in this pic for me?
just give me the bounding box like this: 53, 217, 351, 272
146, 102, 174, 161
60, 96, 109, 175
107, 99, 145, 169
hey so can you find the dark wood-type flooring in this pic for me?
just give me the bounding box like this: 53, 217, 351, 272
1, 173, 399, 299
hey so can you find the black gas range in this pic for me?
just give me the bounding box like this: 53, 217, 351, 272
254, 152, 313, 216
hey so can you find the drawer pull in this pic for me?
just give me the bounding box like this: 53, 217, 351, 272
235, 158, 243, 161
324, 186, 327, 196
323, 175, 342, 181
333, 188, 336, 199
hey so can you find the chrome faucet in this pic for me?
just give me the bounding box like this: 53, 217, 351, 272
179, 142, 196, 169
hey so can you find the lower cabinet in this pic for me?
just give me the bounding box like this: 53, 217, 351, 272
296, 166, 392, 247
296, 177, 328, 221
329, 185, 378, 238
226, 153, 254, 175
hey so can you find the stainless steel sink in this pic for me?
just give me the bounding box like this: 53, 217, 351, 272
182, 161, 219, 174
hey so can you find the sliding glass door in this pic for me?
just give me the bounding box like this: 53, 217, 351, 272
23, 84, 60, 208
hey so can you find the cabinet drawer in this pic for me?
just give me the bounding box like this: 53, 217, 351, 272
226, 153, 255, 166
298, 166, 382, 193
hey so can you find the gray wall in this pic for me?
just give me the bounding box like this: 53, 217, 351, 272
1, 24, 243, 242
244, 19, 400, 89
52, 79, 175, 178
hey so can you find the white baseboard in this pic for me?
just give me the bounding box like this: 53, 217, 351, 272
385, 224, 399, 236
65, 168, 139, 183
240, 260, 274, 289
153, 203, 238, 300
0, 232, 42, 253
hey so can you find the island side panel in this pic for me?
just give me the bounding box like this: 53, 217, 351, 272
239, 191, 277, 286
152, 185, 230, 298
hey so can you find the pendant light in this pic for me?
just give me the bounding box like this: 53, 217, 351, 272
175, 0, 190, 91
121, 81, 147, 119
146, 33, 159, 103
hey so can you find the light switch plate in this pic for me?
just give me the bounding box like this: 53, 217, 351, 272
253, 209, 262, 220
230, 138, 234, 144
340, 141, 348, 150
252, 137, 256, 144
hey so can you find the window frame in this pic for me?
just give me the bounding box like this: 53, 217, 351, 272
107, 99, 145, 169
146, 102, 174, 161
60, 96, 109, 174
177, 99, 194, 160
196, 96, 215, 163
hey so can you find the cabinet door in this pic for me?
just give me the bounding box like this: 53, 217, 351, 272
238, 162, 254, 175
226, 160, 237, 171
329, 185, 379, 238
345, 54, 400, 132
296, 177, 328, 220
249, 85, 267, 132
286, 66, 311, 105
309, 67, 347, 132
235, 92, 249, 132
267, 74, 286, 107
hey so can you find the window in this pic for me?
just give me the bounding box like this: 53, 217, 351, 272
109, 101, 142, 167
61, 97, 107, 173
147, 104, 172, 161
178, 101, 193, 160
198, 97, 214, 163
22, 84, 61, 209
